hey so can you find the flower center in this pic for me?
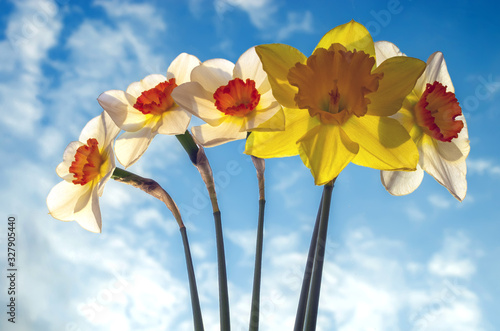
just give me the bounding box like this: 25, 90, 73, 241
213, 78, 260, 117
288, 43, 383, 125
133, 78, 177, 116
69, 138, 102, 185
414, 81, 463, 142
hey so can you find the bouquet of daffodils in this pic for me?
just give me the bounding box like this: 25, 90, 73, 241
47, 21, 469, 331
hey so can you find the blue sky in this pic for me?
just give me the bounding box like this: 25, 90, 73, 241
1, 0, 499, 330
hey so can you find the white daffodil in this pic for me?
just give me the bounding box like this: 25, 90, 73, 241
377, 41, 470, 201
171, 46, 284, 147
97, 53, 201, 167
47, 112, 120, 233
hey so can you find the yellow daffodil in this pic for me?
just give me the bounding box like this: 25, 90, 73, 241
47, 112, 120, 233
244, 20, 426, 186
377, 41, 470, 200
171, 46, 284, 147
97, 53, 201, 167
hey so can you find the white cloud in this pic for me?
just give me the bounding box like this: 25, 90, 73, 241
467, 158, 500, 177
214, 0, 314, 40
428, 194, 453, 209
276, 11, 314, 41
215, 0, 278, 29
0, 0, 62, 136
428, 232, 478, 279
406, 203, 426, 221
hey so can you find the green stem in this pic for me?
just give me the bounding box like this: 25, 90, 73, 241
214, 210, 231, 331
180, 226, 205, 331
176, 131, 230, 331
303, 179, 335, 331
249, 199, 265, 331
293, 194, 323, 331
112, 167, 205, 329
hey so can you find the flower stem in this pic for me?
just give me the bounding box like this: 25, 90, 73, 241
303, 179, 335, 331
180, 226, 205, 331
249, 157, 265, 331
112, 167, 205, 330
293, 193, 323, 331
176, 131, 230, 331
111, 167, 183, 227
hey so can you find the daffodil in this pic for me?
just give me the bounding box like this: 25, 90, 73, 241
171, 46, 284, 147
97, 53, 201, 167
47, 112, 120, 233
377, 41, 470, 200
244, 21, 426, 186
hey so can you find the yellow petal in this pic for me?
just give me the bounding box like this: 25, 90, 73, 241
315, 20, 375, 58
367, 56, 426, 116
255, 44, 307, 108
244, 107, 314, 158
298, 124, 359, 186
343, 115, 419, 170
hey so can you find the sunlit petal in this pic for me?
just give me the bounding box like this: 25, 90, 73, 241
368, 56, 426, 116
255, 44, 307, 108
381, 165, 424, 196
114, 124, 156, 168
343, 115, 419, 170
420, 134, 467, 201
191, 118, 246, 147
167, 53, 201, 84
315, 20, 375, 57
298, 124, 359, 185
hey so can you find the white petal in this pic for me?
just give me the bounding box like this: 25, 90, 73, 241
101, 111, 121, 147
157, 107, 191, 135
167, 53, 201, 84
125, 74, 168, 98
114, 125, 156, 167
47, 181, 102, 233
243, 97, 283, 131
171, 82, 225, 126
436, 114, 470, 163
374, 41, 405, 66
79, 113, 105, 146
416, 52, 454, 94
98, 90, 147, 132
56, 141, 84, 181
420, 135, 467, 201
141, 74, 169, 91
233, 46, 271, 92
381, 166, 425, 196
191, 119, 246, 147
97, 146, 116, 196
191, 58, 234, 93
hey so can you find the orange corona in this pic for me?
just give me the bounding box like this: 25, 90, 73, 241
134, 78, 177, 115
414, 81, 463, 142
213, 78, 260, 117
69, 138, 102, 185
288, 43, 383, 126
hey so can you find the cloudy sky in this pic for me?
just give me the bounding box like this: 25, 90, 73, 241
1, 0, 499, 330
